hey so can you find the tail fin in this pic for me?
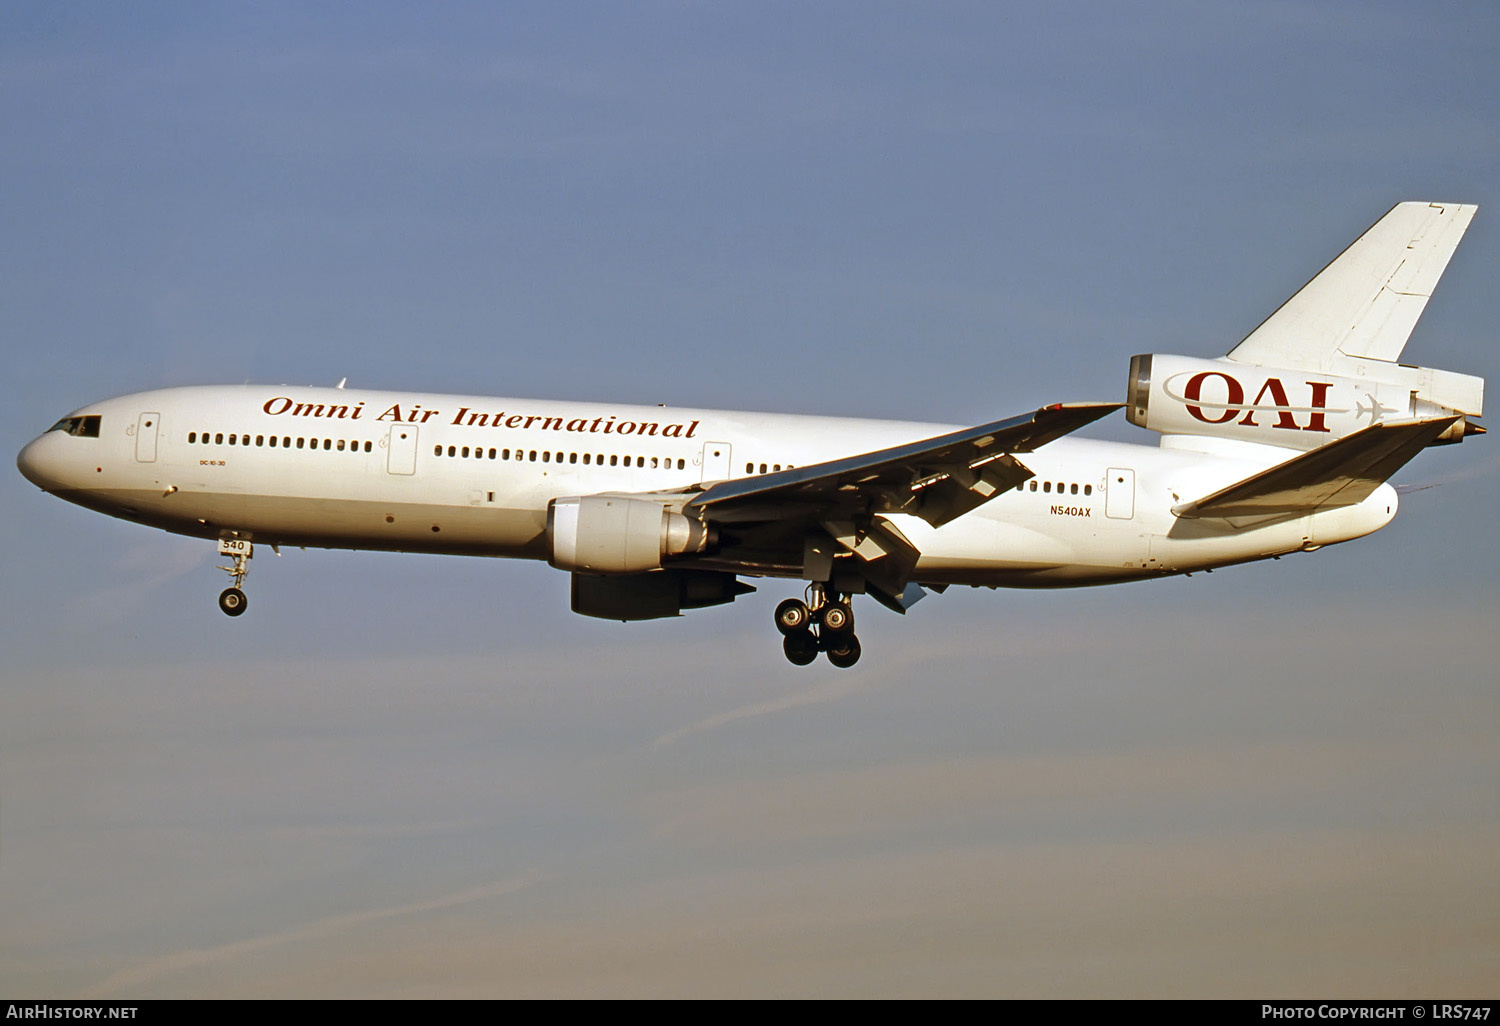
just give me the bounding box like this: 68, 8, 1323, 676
1127, 202, 1483, 451
1226, 201, 1476, 371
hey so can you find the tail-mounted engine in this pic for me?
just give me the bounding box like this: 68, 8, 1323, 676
547, 495, 714, 574
1127, 354, 1484, 449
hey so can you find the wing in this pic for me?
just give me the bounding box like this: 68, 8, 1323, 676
687, 402, 1121, 528
680, 402, 1120, 604
1171, 415, 1459, 521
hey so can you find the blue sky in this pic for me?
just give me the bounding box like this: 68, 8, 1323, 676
3, 1, 1497, 996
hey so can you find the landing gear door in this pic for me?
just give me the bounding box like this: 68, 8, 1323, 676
135, 412, 160, 463
387, 425, 418, 475
700, 442, 732, 483
1105, 467, 1135, 519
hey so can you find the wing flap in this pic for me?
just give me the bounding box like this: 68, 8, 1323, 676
1172, 416, 1459, 519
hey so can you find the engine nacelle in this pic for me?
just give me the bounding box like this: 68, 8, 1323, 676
547, 495, 712, 574
571, 570, 753, 621
1127, 354, 1483, 450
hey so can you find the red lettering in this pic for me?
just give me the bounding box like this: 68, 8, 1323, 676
1304, 381, 1332, 432
1238, 377, 1299, 429
1183, 372, 1244, 424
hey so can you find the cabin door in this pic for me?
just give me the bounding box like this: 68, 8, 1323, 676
1105, 467, 1135, 519
134, 412, 160, 463
387, 425, 418, 475
700, 442, 732, 483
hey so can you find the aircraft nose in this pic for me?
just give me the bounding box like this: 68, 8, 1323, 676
17, 434, 63, 491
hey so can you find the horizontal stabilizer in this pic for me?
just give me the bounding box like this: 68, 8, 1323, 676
1227, 201, 1476, 370
1172, 416, 1459, 519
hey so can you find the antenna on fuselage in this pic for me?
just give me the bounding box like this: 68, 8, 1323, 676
336, 377, 347, 389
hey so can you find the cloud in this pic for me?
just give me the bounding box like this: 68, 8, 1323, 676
81, 873, 545, 997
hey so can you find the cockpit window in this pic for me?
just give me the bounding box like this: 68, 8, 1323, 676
47, 415, 102, 438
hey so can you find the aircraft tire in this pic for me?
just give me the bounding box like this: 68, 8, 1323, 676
218, 587, 248, 617
825, 633, 861, 669
819, 601, 853, 635
782, 630, 818, 666
774, 598, 811, 636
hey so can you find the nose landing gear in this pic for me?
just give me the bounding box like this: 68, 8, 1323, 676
774, 587, 861, 667
216, 537, 252, 617
218, 585, 248, 616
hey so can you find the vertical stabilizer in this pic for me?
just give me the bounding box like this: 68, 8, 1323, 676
1226, 201, 1476, 371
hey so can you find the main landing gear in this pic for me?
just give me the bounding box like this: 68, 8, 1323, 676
774, 586, 861, 668
216, 538, 252, 617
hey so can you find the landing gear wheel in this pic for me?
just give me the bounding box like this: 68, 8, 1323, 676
824, 633, 861, 669
218, 587, 248, 617
774, 598, 812, 636
818, 601, 853, 635
783, 630, 819, 666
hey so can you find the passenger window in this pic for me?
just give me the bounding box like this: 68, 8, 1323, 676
1071, 483, 1078, 494
610, 455, 618, 466
434, 445, 442, 456
365, 441, 372, 452
746, 462, 754, 473
489, 448, 496, 459
677, 459, 684, 470
583, 453, 591, 465
188, 432, 197, 443
256, 435, 264, 446
570, 453, 578, 464
1084, 484, 1092, 496
529, 451, 537, 461
296, 437, 304, 449
338, 439, 346, 451
269, 436, 278, 447
1043, 482, 1051, 493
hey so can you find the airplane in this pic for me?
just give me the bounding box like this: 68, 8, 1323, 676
16, 201, 1486, 667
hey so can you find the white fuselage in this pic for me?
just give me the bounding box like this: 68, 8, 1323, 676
16, 384, 1397, 589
